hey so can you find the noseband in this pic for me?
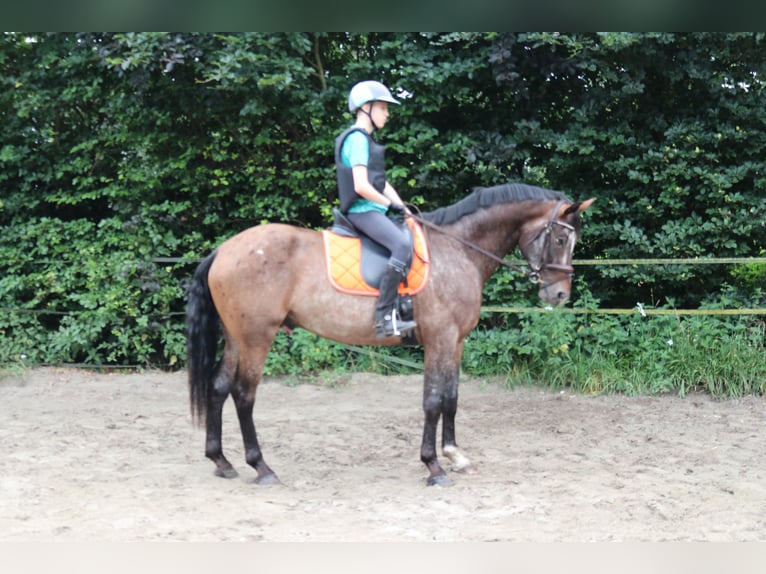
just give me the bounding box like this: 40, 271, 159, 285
522, 199, 576, 286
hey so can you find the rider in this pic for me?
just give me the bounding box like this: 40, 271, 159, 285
334, 80, 417, 339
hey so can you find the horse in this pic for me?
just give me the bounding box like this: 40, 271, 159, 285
186, 183, 595, 486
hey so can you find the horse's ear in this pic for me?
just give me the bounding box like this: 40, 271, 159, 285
561, 198, 596, 217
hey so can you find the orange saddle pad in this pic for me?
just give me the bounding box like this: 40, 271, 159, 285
322, 218, 430, 297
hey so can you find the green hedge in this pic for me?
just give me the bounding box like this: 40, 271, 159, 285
2, 33, 765, 394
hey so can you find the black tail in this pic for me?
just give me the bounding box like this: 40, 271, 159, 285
186, 251, 220, 426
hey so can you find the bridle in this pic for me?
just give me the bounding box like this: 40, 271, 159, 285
521, 199, 576, 286
408, 199, 577, 286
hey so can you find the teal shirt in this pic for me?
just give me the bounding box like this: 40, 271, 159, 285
341, 130, 388, 214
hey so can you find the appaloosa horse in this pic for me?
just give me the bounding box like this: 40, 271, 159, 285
187, 183, 594, 485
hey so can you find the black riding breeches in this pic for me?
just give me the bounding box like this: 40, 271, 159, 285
346, 210, 410, 271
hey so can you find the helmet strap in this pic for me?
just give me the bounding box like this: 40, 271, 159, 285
361, 103, 380, 130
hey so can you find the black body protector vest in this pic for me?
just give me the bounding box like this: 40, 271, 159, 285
334, 127, 387, 214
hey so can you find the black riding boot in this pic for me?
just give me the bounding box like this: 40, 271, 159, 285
374, 265, 417, 338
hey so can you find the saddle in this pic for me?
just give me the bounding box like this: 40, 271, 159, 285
322, 209, 430, 297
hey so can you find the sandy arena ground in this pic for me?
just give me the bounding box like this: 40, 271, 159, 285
1, 367, 765, 542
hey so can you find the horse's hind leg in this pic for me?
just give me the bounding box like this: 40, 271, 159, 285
205, 357, 239, 478
231, 380, 279, 485
231, 347, 280, 485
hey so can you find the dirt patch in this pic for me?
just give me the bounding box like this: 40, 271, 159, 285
1, 367, 765, 541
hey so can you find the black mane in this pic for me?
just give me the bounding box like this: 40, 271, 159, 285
422, 183, 569, 227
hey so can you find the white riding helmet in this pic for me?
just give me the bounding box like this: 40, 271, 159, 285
348, 80, 400, 113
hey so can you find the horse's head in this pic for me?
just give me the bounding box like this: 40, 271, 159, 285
519, 198, 595, 306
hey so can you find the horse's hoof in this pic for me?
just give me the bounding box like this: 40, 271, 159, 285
255, 472, 282, 486
456, 464, 478, 475
443, 445, 474, 473
214, 466, 239, 479
426, 473, 453, 487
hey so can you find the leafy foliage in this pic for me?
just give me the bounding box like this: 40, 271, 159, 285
487, 32, 766, 307
463, 280, 766, 398
2, 33, 764, 395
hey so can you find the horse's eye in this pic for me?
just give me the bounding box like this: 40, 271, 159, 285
556, 237, 565, 247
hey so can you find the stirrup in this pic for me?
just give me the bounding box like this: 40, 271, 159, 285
375, 308, 417, 338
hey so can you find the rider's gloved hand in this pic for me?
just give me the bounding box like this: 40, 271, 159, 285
387, 203, 406, 215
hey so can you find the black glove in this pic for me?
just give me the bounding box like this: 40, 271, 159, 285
387, 203, 405, 215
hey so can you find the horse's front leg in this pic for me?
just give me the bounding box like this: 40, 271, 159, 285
420, 361, 466, 486
420, 368, 449, 486
420, 351, 476, 485
440, 368, 476, 475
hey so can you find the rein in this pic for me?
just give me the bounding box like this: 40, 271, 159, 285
408, 212, 535, 279
406, 200, 575, 284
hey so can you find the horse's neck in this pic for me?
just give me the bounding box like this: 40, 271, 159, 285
453, 202, 549, 279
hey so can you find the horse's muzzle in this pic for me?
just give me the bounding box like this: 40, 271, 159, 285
538, 275, 572, 306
